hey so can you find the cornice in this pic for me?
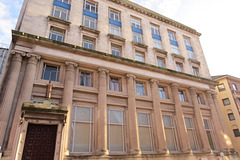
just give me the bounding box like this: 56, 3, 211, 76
108, 0, 201, 36
12, 30, 216, 86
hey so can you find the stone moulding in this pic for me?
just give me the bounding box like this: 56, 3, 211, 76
132, 41, 148, 49
153, 48, 168, 56
188, 58, 201, 65
107, 33, 126, 42
108, 0, 201, 36
12, 30, 217, 85
171, 53, 185, 60
47, 15, 71, 26
80, 25, 100, 35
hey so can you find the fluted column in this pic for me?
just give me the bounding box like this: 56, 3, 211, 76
0, 51, 25, 148
212, 92, 233, 150
150, 79, 168, 154
126, 73, 140, 154
170, 83, 190, 153
189, 87, 211, 152
96, 68, 109, 155
205, 90, 228, 152
63, 61, 78, 154
6, 53, 40, 152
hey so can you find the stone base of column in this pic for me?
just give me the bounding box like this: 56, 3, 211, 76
2, 149, 11, 157
220, 148, 230, 154
181, 148, 191, 154
229, 148, 236, 154
129, 148, 141, 155
157, 149, 168, 154
202, 148, 211, 153
96, 149, 109, 155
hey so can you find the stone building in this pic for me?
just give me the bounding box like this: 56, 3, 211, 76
0, 0, 237, 159
213, 75, 240, 155
0, 47, 9, 88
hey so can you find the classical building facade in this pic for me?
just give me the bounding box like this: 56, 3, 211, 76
213, 75, 240, 155
0, 0, 238, 159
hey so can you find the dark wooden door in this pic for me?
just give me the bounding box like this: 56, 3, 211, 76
22, 124, 57, 160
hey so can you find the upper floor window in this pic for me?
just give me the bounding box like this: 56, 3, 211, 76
196, 94, 202, 104
168, 31, 176, 41
133, 32, 143, 43
218, 83, 225, 92
168, 31, 179, 54
51, 6, 69, 20
176, 63, 182, 72
179, 90, 185, 102
41, 64, 60, 82
232, 83, 238, 91
71, 106, 94, 152
109, 10, 120, 21
159, 87, 167, 99
136, 52, 144, 62
192, 67, 199, 76
110, 77, 120, 91
83, 16, 97, 29
153, 39, 162, 49
184, 37, 191, 46
107, 109, 125, 152
228, 113, 235, 121
111, 46, 121, 56
162, 115, 178, 151
137, 112, 153, 151
157, 57, 165, 68
131, 18, 141, 29
84, 0, 97, 13
109, 24, 121, 36
184, 117, 199, 151
233, 129, 240, 137
136, 82, 145, 95
222, 98, 230, 106
184, 37, 195, 59
79, 71, 92, 87
83, 37, 95, 50
151, 25, 160, 35
57, 0, 70, 4
203, 119, 216, 151
49, 27, 65, 42
171, 44, 179, 54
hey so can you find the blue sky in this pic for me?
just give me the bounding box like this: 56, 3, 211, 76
0, 0, 240, 78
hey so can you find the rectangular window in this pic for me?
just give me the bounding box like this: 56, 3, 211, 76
71, 106, 93, 152
222, 98, 230, 106
136, 82, 145, 95
107, 109, 125, 152
136, 52, 144, 62
51, 5, 69, 20
153, 39, 162, 49
83, 38, 94, 49
131, 18, 141, 29
41, 64, 60, 82
109, 24, 121, 36
168, 31, 176, 41
157, 57, 165, 68
232, 84, 238, 91
184, 117, 199, 151
78, 71, 92, 87
137, 112, 153, 151
196, 94, 202, 104
133, 32, 143, 43
187, 50, 194, 59
159, 87, 167, 99
151, 25, 160, 35
218, 83, 225, 92
111, 46, 120, 56
110, 77, 120, 91
84, 0, 97, 13
168, 31, 179, 54
192, 67, 199, 76
171, 44, 179, 54
203, 119, 216, 150
233, 129, 240, 137
179, 91, 185, 102
184, 37, 191, 46
109, 10, 120, 21
83, 16, 97, 29
228, 113, 235, 121
162, 115, 178, 151
49, 27, 65, 42
176, 63, 182, 72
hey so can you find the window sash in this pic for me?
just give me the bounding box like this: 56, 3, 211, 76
49, 28, 65, 42
133, 32, 142, 43
136, 52, 144, 62
84, 0, 98, 13
83, 38, 94, 49
196, 94, 202, 104
109, 24, 121, 36
176, 63, 182, 72
52, 6, 69, 20
159, 87, 166, 99
232, 84, 237, 91
184, 37, 191, 46
153, 39, 162, 49
41, 64, 60, 81
83, 16, 97, 29
203, 119, 216, 151
109, 10, 120, 21
136, 82, 145, 95
111, 47, 120, 56
228, 113, 235, 121
110, 77, 120, 91
168, 31, 176, 41
179, 91, 185, 102
184, 117, 199, 151
71, 106, 94, 153
157, 58, 164, 67
193, 67, 198, 76
187, 50, 194, 59
171, 44, 179, 54
131, 18, 141, 29
79, 71, 92, 86
151, 25, 160, 35
222, 98, 230, 106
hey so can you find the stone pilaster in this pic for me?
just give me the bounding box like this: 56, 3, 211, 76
63, 61, 78, 154
96, 68, 109, 155
0, 51, 25, 148
126, 73, 140, 154
150, 79, 168, 154
205, 90, 228, 152
189, 87, 211, 153
170, 83, 190, 153
6, 53, 40, 154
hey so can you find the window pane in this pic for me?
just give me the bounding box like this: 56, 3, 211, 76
138, 113, 149, 126
73, 123, 90, 152
188, 130, 197, 150
76, 107, 90, 121
162, 115, 172, 127
206, 130, 215, 150
109, 125, 124, 151
165, 128, 177, 151
110, 110, 122, 124
139, 127, 152, 151
184, 117, 192, 128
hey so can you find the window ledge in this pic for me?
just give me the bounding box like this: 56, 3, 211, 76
153, 48, 168, 55
47, 15, 71, 26
188, 58, 200, 65
171, 53, 185, 60
132, 41, 148, 49
108, 34, 126, 42
80, 25, 100, 35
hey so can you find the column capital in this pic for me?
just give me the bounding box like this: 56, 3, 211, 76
65, 61, 78, 71
126, 73, 136, 80
170, 83, 179, 89
11, 52, 24, 62
98, 68, 109, 75
11, 50, 27, 57
189, 87, 197, 93
150, 78, 159, 85
26, 53, 41, 64
205, 90, 213, 96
